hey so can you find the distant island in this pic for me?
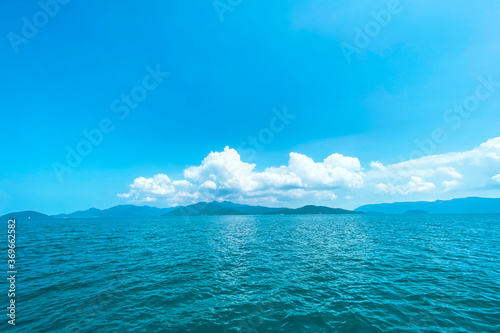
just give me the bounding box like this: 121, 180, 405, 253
1, 210, 51, 220
1, 201, 361, 220
164, 201, 360, 216
2, 197, 500, 220
52, 205, 175, 219
356, 197, 500, 214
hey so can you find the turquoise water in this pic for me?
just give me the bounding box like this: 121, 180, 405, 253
3, 214, 500, 332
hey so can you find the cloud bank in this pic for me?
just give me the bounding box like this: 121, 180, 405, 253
119, 137, 500, 206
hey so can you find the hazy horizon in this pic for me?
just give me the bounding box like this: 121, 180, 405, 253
5, 195, 500, 217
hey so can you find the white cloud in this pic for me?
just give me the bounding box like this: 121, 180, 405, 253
437, 167, 463, 179
199, 180, 217, 190
119, 137, 500, 205
376, 176, 436, 195
366, 137, 500, 194
119, 146, 363, 205
130, 174, 175, 196
442, 180, 459, 192
286, 152, 364, 188
493, 174, 500, 183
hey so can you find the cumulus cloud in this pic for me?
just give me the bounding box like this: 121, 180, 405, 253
119, 137, 500, 205
442, 180, 459, 192
119, 147, 363, 205
366, 137, 500, 194
376, 176, 436, 195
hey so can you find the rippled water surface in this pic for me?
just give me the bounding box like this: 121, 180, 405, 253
5, 214, 500, 332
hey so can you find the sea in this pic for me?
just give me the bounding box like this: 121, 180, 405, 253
3, 214, 499, 332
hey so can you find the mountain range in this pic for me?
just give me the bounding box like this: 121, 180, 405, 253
163, 201, 359, 216
52, 205, 175, 218
355, 197, 500, 214
1, 201, 360, 220
1, 210, 52, 220
1, 197, 499, 220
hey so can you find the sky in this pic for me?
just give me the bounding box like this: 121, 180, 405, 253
0, 0, 499, 215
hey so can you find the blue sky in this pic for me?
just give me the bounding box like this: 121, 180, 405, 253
1, 0, 500, 215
